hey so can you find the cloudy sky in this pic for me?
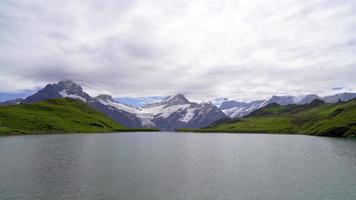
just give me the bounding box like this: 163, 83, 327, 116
1, 0, 356, 102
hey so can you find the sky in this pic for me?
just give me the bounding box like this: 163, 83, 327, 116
1, 0, 356, 102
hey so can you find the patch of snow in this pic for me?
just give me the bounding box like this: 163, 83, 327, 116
157, 104, 190, 119
98, 99, 138, 114
59, 90, 87, 102
140, 115, 156, 127
180, 108, 196, 122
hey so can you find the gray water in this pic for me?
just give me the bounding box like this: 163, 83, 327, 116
0, 132, 355, 200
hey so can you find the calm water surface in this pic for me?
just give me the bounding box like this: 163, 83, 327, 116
0, 132, 355, 200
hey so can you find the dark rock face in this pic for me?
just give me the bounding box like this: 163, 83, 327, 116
95, 94, 116, 102
23, 84, 63, 103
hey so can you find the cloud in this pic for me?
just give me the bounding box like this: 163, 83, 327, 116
0, 0, 356, 101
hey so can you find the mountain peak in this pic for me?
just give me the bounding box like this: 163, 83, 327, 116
57, 80, 82, 91
95, 94, 115, 102
267, 95, 295, 105
23, 80, 90, 103
164, 94, 190, 105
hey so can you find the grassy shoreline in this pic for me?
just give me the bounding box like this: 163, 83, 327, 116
0, 128, 159, 136
176, 128, 356, 138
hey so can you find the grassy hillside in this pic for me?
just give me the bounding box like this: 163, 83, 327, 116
0, 98, 129, 135
180, 99, 356, 137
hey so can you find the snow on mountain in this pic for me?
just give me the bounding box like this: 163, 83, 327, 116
23, 80, 91, 103
136, 94, 227, 130
180, 108, 196, 122
89, 93, 226, 130
221, 94, 322, 118
59, 90, 87, 102
95, 94, 138, 114
220, 100, 265, 118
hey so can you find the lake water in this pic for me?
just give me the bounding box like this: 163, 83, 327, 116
0, 132, 355, 200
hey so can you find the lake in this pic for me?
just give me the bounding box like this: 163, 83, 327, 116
0, 132, 355, 200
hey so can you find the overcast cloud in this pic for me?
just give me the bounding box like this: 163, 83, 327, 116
1, 0, 356, 101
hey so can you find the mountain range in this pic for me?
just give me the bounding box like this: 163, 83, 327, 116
1, 80, 356, 131
4, 80, 226, 130
219, 93, 356, 118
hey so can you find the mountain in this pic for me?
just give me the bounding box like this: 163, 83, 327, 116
322, 93, 356, 103
0, 98, 126, 135
220, 100, 265, 118
219, 95, 298, 119
23, 80, 142, 128
219, 100, 246, 110
89, 94, 142, 128
8, 80, 356, 131
191, 98, 356, 137
0, 98, 23, 106
143, 96, 227, 130
95, 93, 228, 130
263, 95, 296, 106
23, 80, 91, 103
296, 94, 321, 104
21, 81, 227, 130
220, 94, 323, 119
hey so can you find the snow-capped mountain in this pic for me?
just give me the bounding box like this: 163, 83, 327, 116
22, 80, 142, 128
96, 93, 228, 130
220, 95, 300, 118
220, 94, 322, 118
5, 80, 356, 127
23, 80, 91, 103
143, 94, 227, 130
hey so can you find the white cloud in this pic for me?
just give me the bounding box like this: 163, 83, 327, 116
0, 0, 355, 101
